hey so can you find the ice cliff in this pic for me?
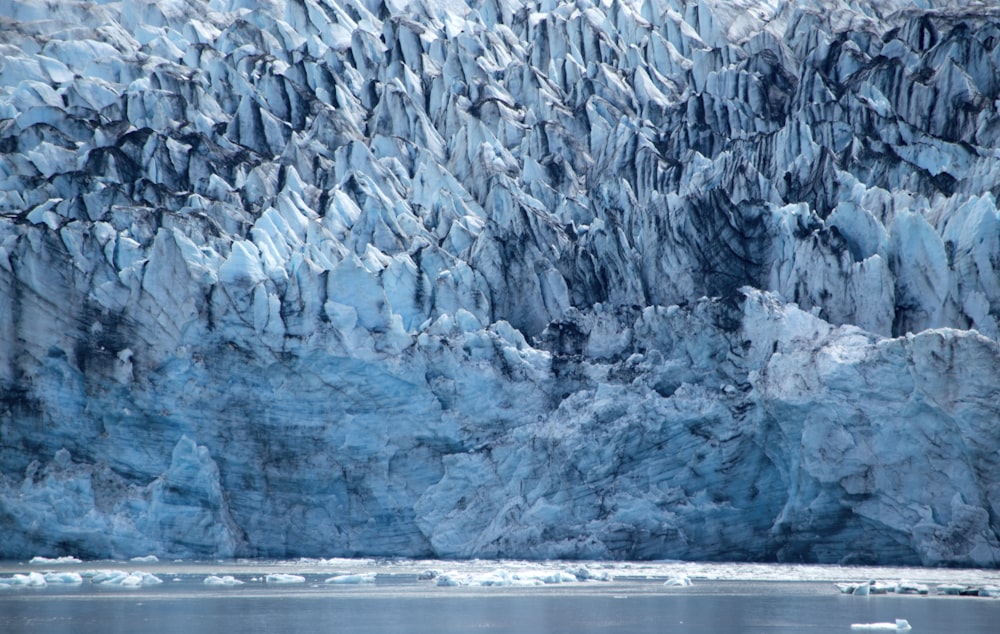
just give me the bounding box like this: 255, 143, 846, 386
1, 0, 1000, 566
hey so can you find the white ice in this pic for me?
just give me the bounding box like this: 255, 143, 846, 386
851, 619, 912, 631
204, 575, 244, 585
265, 573, 306, 584
895, 581, 929, 595
88, 570, 163, 587
29, 556, 82, 565
43, 572, 83, 584
435, 568, 583, 587
324, 573, 376, 584
0, 572, 47, 587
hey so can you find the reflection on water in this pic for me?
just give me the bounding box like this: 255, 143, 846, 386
1, 560, 998, 634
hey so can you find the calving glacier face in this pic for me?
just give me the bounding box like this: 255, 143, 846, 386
1, 0, 999, 566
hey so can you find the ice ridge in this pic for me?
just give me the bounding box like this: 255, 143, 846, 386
1, 0, 999, 566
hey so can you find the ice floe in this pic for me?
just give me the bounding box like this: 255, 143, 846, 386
43, 572, 83, 585
851, 619, 911, 631
87, 570, 163, 587
324, 573, 376, 585
663, 575, 693, 587
0, 572, 47, 587
265, 573, 306, 584
204, 575, 244, 586
895, 581, 930, 595
833, 579, 982, 597
29, 556, 82, 565
435, 568, 590, 587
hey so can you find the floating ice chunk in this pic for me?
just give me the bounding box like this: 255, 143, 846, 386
935, 584, 965, 595
120, 572, 162, 587
120, 574, 144, 588
29, 556, 82, 565
435, 570, 517, 587
837, 580, 893, 595
265, 574, 306, 584
0, 572, 47, 587
895, 581, 929, 595
417, 569, 441, 580
664, 575, 693, 587
130, 555, 159, 563
538, 571, 579, 584
204, 575, 244, 586
565, 567, 612, 582
25, 572, 47, 587
90, 570, 162, 587
850, 619, 911, 631
870, 581, 894, 595
434, 568, 584, 588
979, 585, 1000, 597
470, 570, 517, 586
324, 573, 376, 585
44, 572, 83, 584
90, 570, 128, 585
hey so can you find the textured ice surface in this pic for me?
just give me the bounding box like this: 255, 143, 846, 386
265, 573, 307, 584
204, 574, 244, 585
1, 0, 1000, 566
86, 570, 163, 587
324, 573, 376, 584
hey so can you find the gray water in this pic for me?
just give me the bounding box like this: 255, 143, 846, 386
2, 561, 998, 633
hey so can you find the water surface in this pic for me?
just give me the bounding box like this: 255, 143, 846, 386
2, 560, 997, 633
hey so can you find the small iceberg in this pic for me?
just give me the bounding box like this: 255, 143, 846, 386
265, 573, 306, 584
89, 570, 162, 587
935, 584, 965, 596
836, 580, 890, 595
870, 581, 894, 595
565, 567, 612, 582
978, 585, 1000, 597
895, 581, 929, 595
44, 572, 83, 585
29, 556, 82, 565
434, 568, 580, 588
204, 575, 244, 586
130, 555, 159, 563
663, 575, 693, 587
851, 619, 911, 631
538, 571, 580, 584
324, 573, 376, 585
0, 572, 47, 588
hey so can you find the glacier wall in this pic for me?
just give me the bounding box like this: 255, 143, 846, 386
1, 0, 999, 566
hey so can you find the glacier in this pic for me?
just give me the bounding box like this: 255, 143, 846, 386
1, 0, 999, 567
